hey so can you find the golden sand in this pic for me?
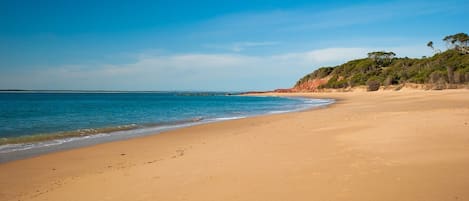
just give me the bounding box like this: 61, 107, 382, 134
1, 89, 469, 201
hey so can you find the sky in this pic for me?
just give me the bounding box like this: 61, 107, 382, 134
0, 0, 468, 91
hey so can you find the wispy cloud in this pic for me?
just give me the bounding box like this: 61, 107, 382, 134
274, 48, 370, 64
204, 41, 280, 52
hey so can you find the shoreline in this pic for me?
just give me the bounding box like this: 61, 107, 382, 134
1, 89, 469, 201
0, 96, 333, 163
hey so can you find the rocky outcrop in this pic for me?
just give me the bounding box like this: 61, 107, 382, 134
292, 78, 329, 92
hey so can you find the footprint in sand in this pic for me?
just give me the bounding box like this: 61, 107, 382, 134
171, 149, 185, 158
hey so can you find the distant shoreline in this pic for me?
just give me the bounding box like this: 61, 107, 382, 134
241, 83, 469, 95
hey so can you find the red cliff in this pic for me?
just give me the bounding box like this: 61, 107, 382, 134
272, 77, 329, 93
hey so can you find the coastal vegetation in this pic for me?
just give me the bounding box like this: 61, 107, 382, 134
295, 33, 469, 91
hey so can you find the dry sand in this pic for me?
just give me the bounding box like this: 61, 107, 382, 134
1, 89, 469, 201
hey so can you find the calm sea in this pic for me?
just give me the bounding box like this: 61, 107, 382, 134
0, 92, 333, 162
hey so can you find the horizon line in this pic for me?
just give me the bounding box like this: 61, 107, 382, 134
0, 89, 246, 93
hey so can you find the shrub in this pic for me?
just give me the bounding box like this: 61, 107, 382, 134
433, 78, 447, 90
429, 71, 447, 83
333, 79, 348, 88
383, 76, 393, 86
325, 77, 349, 88
454, 71, 466, 83
366, 78, 381, 91
349, 73, 367, 87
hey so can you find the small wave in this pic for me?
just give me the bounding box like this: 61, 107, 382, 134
212, 116, 246, 121
190, 117, 204, 122
0, 119, 209, 154
299, 98, 335, 107
0, 133, 111, 154
0, 124, 139, 146
267, 110, 291, 114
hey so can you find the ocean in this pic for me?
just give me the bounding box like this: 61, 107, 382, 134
0, 92, 333, 162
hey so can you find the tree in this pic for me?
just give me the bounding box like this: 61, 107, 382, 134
443, 33, 469, 54
367, 51, 396, 60
426, 41, 442, 54
427, 41, 434, 50
367, 51, 396, 66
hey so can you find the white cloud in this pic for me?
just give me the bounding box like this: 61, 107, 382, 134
274, 48, 371, 64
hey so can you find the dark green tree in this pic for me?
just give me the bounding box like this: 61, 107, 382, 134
427, 41, 434, 50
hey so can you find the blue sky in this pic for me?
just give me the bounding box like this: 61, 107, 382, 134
0, 0, 468, 91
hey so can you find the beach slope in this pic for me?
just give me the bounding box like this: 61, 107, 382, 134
1, 90, 469, 201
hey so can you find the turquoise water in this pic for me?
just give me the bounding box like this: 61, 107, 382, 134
0, 92, 333, 159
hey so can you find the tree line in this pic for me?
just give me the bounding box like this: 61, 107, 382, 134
295, 33, 469, 91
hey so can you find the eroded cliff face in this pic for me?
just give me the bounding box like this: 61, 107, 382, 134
273, 77, 330, 93
292, 78, 329, 92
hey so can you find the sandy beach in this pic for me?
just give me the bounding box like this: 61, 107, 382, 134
1, 89, 469, 201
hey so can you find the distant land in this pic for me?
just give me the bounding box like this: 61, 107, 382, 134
280, 32, 469, 92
